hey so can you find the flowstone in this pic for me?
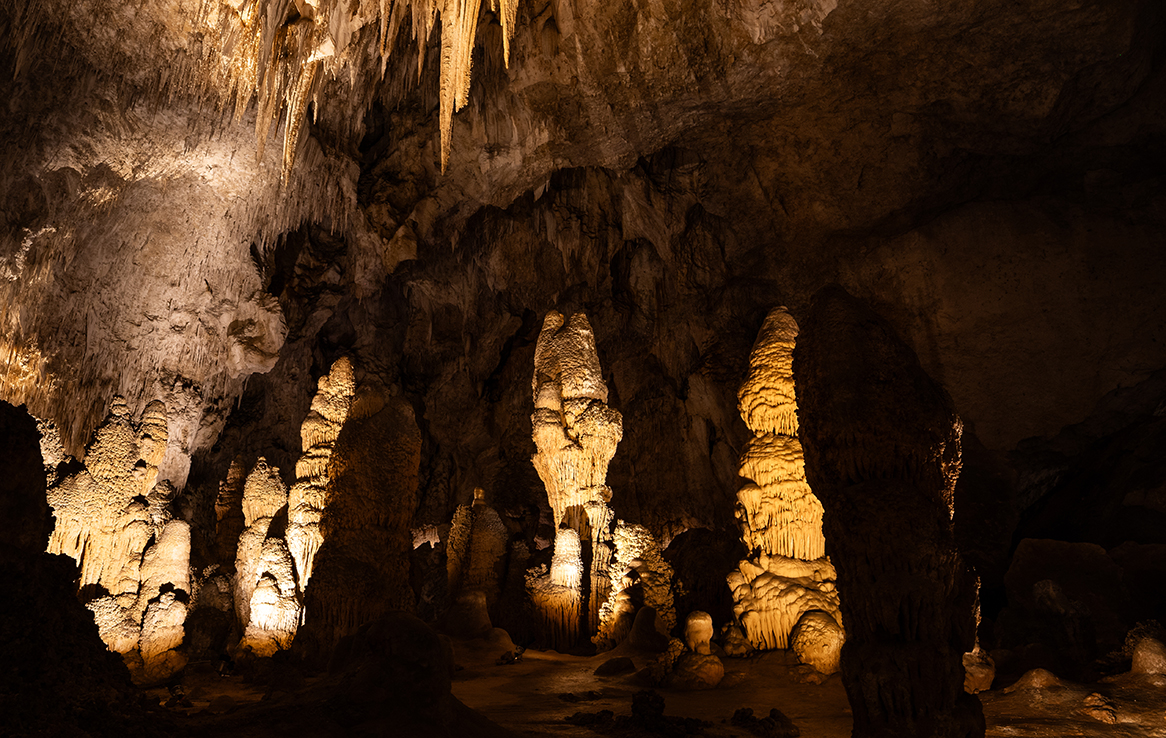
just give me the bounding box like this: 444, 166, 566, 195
728, 308, 841, 654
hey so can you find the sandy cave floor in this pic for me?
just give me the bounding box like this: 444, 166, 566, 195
143, 642, 1166, 737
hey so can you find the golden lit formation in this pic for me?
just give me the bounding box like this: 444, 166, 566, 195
196, 0, 522, 178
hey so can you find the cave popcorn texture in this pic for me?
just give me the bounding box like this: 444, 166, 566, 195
728, 307, 842, 657
44, 397, 193, 682
528, 311, 623, 649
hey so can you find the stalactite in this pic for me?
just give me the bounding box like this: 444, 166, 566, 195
286, 356, 355, 589
727, 307, 841, 653
528, 311, 622, 648
193, 0, 525, 176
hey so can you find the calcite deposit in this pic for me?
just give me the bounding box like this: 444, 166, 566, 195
529, 311, 623, 647
286, 356, 356, 589
728, 307, 841, 653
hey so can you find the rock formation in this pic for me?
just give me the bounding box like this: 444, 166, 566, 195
233, 458, 295, 654
528, 311, 623, 647
43, 397, 193, 682
728, 307, 842, 653
595, 520, 676, 650
286, 356, 356, 589
795, 285, 983, 738
528, 528, 585, 651
295, 390, 422, 662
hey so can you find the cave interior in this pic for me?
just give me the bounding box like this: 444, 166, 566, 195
1, 0, 1166, 736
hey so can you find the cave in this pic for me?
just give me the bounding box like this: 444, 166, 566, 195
1, 0, 1165, 736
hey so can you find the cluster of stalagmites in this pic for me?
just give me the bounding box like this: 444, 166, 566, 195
726, 307, 844, 674
41, 357, 370, 676
44, 397, 190, 683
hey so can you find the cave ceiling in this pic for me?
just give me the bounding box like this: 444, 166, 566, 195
0, 0, 1163, 532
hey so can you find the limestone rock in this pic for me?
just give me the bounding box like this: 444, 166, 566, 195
962, 647, 996, 694
791, 611, 844, 676
1131, 637, 1166, 675
796, 285, 983, 738
729, 308, 838, 653
287, 357, 356, 589
684, 611, 714, 655
720, 622, 753, 658
668, 652, 725, 691
529, 311, 622, 648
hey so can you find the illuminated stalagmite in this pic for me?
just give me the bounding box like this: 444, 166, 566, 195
286, 356, 356, 589
595, 521, 675, 650
47, 398, 169, 591
727, 308, 841, 654
796, 285, 983, 738
44, 398, 191, 682
527, 529, 584, 650
233, 459, 290, 636
528, 311, 622, 648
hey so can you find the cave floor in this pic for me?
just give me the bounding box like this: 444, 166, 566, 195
141, 644, 1166, 737
450, 641, 1166, 738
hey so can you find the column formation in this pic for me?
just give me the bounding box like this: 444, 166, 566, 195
527, 311, 623, 649
727, 307, 842, 653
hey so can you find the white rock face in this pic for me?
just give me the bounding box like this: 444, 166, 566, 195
791, 610, 844, 676
728, 308, 841, 653
286, 356, 356, 589
529, 312, 623, 647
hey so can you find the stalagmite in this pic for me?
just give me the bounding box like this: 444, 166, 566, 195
46, 398, 169, 592
214, 457, 247, 569
286, 357, 355, 589
528, 311, 623, 648
293, 391, 422, 661
233, 459, 289, 632
527, 528, 584, 650
241, 538, 300, 657
43, 397, 191, 682
727, 308, 841, 652
795, 285, 983, 738
595, 521, 676, 650
450, 490, 510, 609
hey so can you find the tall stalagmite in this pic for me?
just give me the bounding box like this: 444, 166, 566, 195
795, 285, 983, 738
286, 356, 356, 589
529, 311, 623, 648
727, 307, 841, 653
294, 389, 422, 663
